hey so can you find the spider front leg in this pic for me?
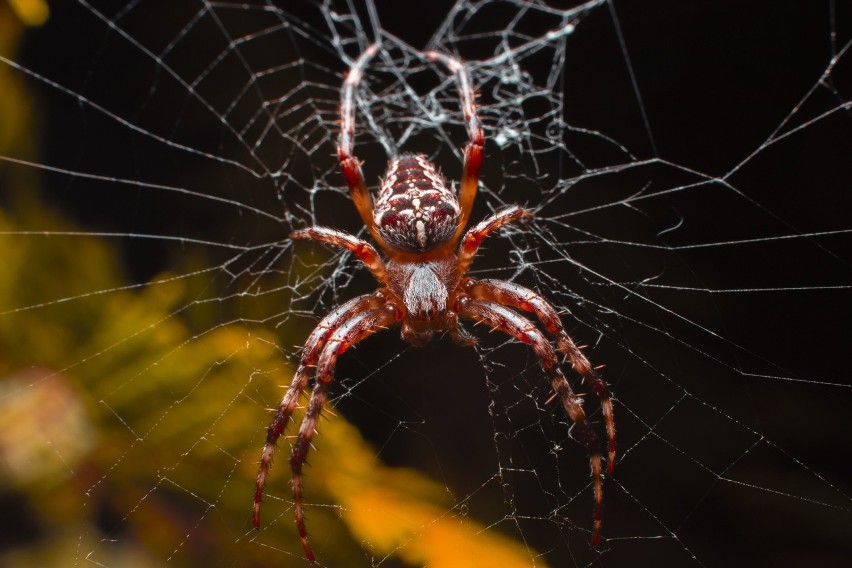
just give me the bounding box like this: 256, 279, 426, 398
456, 297, 606, 547
253, 293, 382, 529
289, 304, 400, 561
465, 279, 616, 474
426, 50, 484, 241
338, 45, 388, 248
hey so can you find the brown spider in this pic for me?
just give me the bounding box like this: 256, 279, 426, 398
253, 45, 616, 561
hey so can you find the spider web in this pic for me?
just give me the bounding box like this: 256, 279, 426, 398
1, 0, 850, 566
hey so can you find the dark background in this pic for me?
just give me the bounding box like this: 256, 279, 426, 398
13, 1, 852, 566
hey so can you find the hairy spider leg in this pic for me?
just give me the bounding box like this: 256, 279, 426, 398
465, 279, 616, 474
290, 305, 399, 561
291, 227, 388, 283
253, 293, 382, 530
456, 297, 606, 547
425, 51, 484, 245
457, 205, 531, 275
338, 44, 389, 249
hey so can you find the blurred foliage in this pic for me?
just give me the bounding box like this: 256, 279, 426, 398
6, 0, 47, 27
0, 5, 542, 566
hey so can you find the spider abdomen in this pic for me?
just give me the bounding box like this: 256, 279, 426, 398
374, 153, 460, 252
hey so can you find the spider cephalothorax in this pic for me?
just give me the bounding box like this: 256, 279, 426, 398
253, 45, 616, 561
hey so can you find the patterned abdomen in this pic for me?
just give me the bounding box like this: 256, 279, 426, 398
374, 154, 460, 252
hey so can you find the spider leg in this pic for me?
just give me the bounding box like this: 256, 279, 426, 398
253, 293, 382, 529
426, 50, 484, 241
291, 226, 388, 284
447, 311, 476, 346
456, 296, 606, 547
338, 45, 389, 249
289, 303, 400, 561
465, 279, 616, 474
457, 205, 532, 275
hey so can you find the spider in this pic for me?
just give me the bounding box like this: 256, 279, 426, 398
253, 45, 616, 561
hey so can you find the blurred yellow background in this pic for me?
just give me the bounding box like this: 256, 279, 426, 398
0, 3, 542, 566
